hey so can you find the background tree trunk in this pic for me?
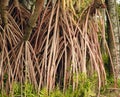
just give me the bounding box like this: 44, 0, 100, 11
106, 0, 120, 79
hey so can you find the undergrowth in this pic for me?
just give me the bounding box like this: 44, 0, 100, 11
1, 74, 119, 97
0, 73, 97, 97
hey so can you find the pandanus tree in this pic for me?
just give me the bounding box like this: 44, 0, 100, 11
0, 0, 118, 96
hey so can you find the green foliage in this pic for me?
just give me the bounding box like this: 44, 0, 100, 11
11, 81, 38, 97
3, 73, 8, 84
117, 79, 120, 87
24, 81, 37, 97
76, 0, 92, 17
68, 0, 92, 18
0, 90, 8, 97
105, 76, 120, 88
102, 53, 109, 65
106, 77, 114, 87
101, 76, 120, 93
2, 74, 120, 97
39, 87, 49, 97
13, 82, 21, 96
40, 73, 97, 97
102, 53, 110, 77
100, 77, 120, 96
0, 73, 96, 97
79, 0, 92, 11
50, 87, 64, 97
72, 73, 96, 97
5, 73, 120, 97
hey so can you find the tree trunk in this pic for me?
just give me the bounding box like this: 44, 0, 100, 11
23, 0, 44, 41
0, 0, 9, 28
106, 0, 120, 79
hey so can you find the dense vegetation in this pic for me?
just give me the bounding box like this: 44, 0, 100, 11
0, 0, 120, 96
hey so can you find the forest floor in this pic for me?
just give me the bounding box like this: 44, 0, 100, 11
100, 89, 120, 97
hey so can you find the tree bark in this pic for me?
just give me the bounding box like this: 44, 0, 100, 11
0, 0, 9, 28
23, 0, 44, 41
106, 0, 120, 79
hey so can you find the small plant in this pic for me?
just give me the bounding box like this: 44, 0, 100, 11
12, 82, 21, 96
11, 81, 39, 97
39, 87, 49, 97
0, 90, 8, 97
23, 81, 37, 97
72, 73, 96, 97
50, 87, 64, 97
